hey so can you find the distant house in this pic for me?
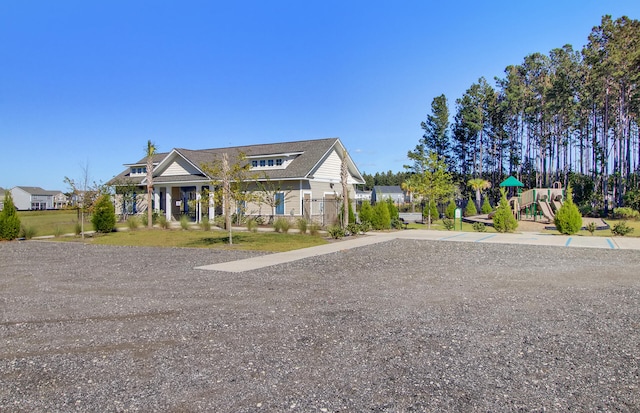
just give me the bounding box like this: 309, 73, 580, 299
355, 189, 372, 204
0, 187, 4, 211
371, 186, 406, 204
10, 186, 67, 210
109, 137, 365, 225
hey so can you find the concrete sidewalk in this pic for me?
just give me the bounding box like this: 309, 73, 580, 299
195, 229, 640, 273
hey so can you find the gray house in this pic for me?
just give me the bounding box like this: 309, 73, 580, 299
109, 137, 365, 225
371, 186, 406, 204
10, 186, 66, 210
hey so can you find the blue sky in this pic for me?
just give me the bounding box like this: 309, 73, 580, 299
2, 1, 639, 191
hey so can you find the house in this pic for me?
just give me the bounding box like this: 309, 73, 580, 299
109, 137, 365, 225
371, 186, 406, 205
0, 187, 4, 211
9, 186, 67, 210
354, 189, 372, 204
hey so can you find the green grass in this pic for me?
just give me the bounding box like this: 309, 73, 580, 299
17, 210, 128, 236
566, 219, 639, 237
70, 228, 329, 252
17, 210, 89, 236
406, 220, 497, 233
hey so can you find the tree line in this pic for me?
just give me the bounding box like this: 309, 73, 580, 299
368, 15, 640, 216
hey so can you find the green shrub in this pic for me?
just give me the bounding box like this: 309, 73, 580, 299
464, 196, 477, 217
309, 221, 321, 236
442, 218, 454, 230
245, 218, 257, 232
358, 221, 371, 234
613, 207, 639, 220
554, 187, 582, 235
346, 222, 360, 235
20, 225, 37, 240
214, 215, 226, 229
623, 189, 640, 212
179, 215, 190, 230
372, 201, 391, 230
492, 188, 518, 233
359, 201, 373, 225
201, 216, 211, 231
481, 197, 493, 214
327, 225, 345, 239
386, 198, 399, 220
423, 201, 439, 224
127, 216, 139, 230
158, 215, 169, 229
0, 192, 21, 240
472, 222, 487, 232
273, 217, 290, 233
445, 200, 457, 219
296, 218, 308, 234
586, 222, 597, 235
391, 217, 404, 230
611, 221, 634, 236
91, 194, 116, 233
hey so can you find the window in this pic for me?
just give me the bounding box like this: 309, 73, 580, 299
276, 158, 283, 166
260, 160, 266, 167
268, 159, 274, 167
252, 160, 258, 167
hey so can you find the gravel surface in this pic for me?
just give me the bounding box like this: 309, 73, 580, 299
1, 240, 640, 412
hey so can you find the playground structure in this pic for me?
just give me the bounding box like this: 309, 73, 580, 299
508, 182, 565, 223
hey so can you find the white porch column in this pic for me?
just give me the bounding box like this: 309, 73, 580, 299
196, 185, 202, 223
165, 187, 172, 222
153, 190, 160, 213
208, 188, 215, 219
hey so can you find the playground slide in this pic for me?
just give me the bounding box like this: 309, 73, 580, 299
538, 200, 555, 222
551, 199, 563, 213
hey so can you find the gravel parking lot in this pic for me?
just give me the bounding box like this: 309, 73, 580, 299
2, 240, 640, 412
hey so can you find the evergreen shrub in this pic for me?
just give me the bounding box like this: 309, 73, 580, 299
493, 189, 518, 233
464, 196, 477, 217
372, 201, 391, 230
611, 221, 634, 236
481, 197, 493, 214
445, 200, 456, 219
423, 201, 438, 224
359, 201, 373, 225
0, 192, 21, 240
92, 195, 116, 233
554, 187, 582, 235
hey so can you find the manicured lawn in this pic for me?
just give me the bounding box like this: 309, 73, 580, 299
17, 210, 127, 236
70, 228, 329, 252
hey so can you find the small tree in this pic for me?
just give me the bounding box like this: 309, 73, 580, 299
145, 140, 157, 229
92, 194, 116, 233
423, 200, 438, 223
464, 195, 478, 216
554, 186, 583, 235
445, 199, 456, 219
481, 197, 493, 214
468, 178, 491, 211
359, 200, 373, 225
0, 191, 21, 240
493, 188, 518, 233
385, 198, 399, 220
372, 201, 391, 230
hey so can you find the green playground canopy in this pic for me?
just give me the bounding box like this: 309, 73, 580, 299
499, 176, 524, 187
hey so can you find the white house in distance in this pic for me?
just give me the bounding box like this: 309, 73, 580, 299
9, 186, 67, 210
371, 185, 406, 204
109, 137, 365, 226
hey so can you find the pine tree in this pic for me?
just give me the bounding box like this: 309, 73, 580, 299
359, 201, 373, 225
554, 186, 583, 235
0, 192, 21, 240
464, 195, 478, 216
493, 188, 518, 233
445, 199, 457, 219
481, 197, 493, 214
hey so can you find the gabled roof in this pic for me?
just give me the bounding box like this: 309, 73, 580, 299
13, 186, 61, 195
110, 137, 365, 185
373, 185, 404, 194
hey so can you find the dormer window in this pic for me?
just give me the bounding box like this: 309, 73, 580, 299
130, 166, 147, 176
268, 159, 274, 167
276, 159, 283, 166
260, 160, 266, 167
246, 152, 302, 170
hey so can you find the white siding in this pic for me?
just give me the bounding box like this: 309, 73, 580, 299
312, 150, 341, 181
10, 188, 31, 210
160, 157, 200, 176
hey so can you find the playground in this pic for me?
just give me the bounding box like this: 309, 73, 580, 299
465, 176, 608, 231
